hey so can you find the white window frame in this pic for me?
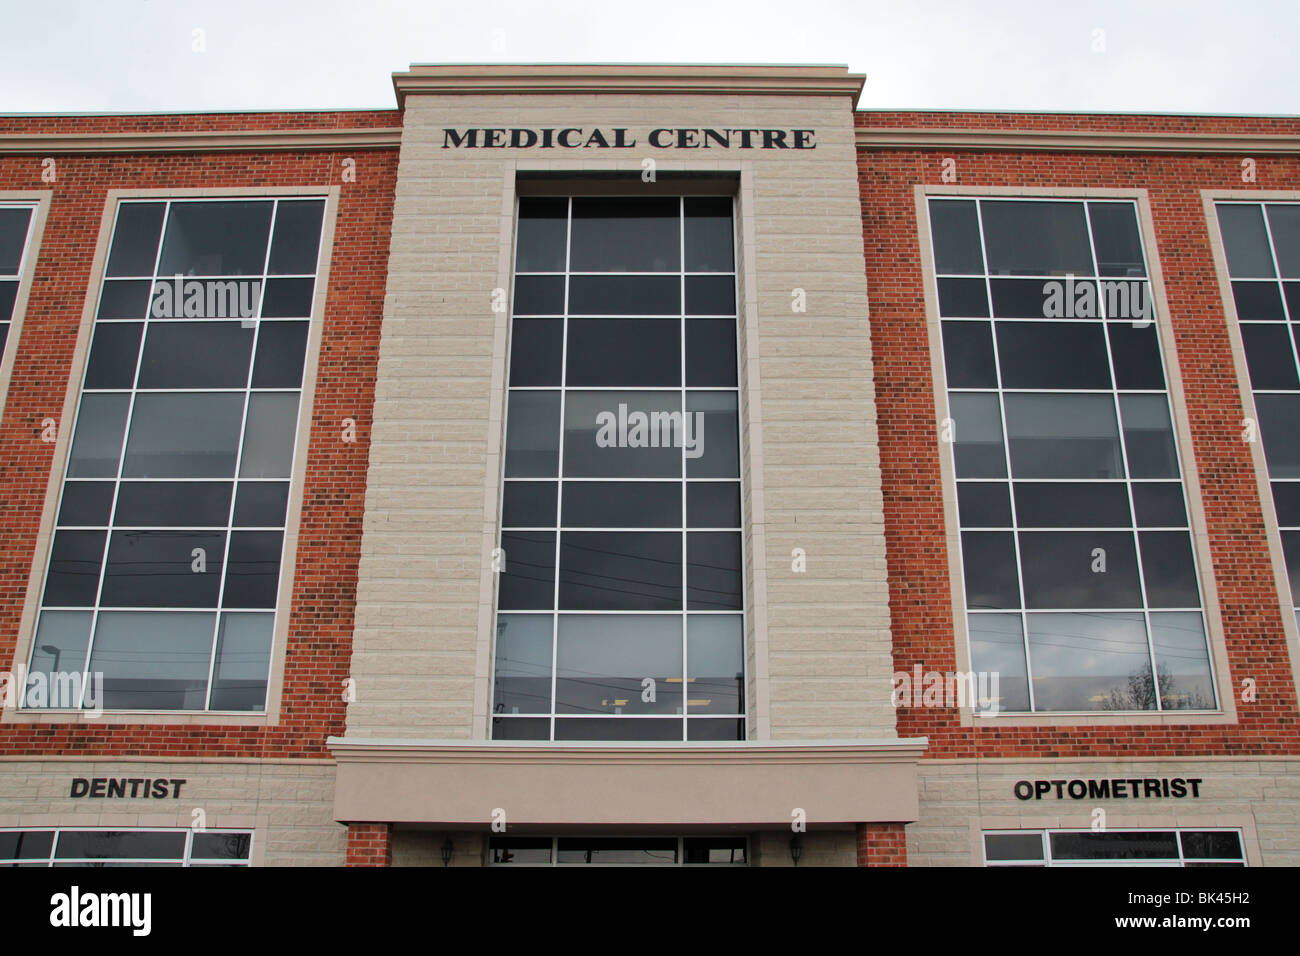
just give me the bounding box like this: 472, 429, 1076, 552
0, 826, 254, 866
0, 194, 52, 418
983, 827, 1245, 866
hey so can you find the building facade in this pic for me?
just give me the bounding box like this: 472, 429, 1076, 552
0, 65, 1297, 867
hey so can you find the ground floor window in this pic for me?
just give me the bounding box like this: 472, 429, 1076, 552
487, 835, 747, 865
0, 827, 252, 866
983, 828, 1243, 866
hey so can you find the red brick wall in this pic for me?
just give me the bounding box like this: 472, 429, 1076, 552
856, 822, 907, 866
344, 823, 392, 866
857, 112, 1300, 759
0, 112, 399, 759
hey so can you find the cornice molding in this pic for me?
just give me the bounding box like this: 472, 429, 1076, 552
392, 64, 865, 107
0, 127, 403, 155
856, 126, 1300, 154
327, 736, 928, 766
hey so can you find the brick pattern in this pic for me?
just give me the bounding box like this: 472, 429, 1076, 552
858, 119, 1300, 758
855, 821, 907, 866
0, 115, 399, 759
344, 822, 392, 866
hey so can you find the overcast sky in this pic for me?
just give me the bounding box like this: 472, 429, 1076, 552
1, 0, 1296, 115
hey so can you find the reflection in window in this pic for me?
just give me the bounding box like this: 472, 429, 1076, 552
494, 196, 744, 740
488, 835, 747, 866
26, 198, 325, 712
984, 829, 1244, 866
930, 197, 1213, 714
1, 828, 253, 866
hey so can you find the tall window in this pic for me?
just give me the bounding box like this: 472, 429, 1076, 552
0, 202, 37, 360
929, 197, 1215, 714
492, 195, 745, 741
25, 197, 325, 712
1215, 201, 1300, 634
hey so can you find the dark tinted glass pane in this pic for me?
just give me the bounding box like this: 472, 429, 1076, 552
101, 530, 225, 607
0, 207, 33, 274
497, 532, 556, 610
553, 718, 683, 741
1014, 482, 1131, 528
261, 277, 313, 317
1232, 281, 1284, 320
990, 278, 1070, 318
222, 531, 282, 607
513, 275, 565, 315
687, 391, 739, 479
92, 610, 213, 710
505, 391, 560, 478
58, 481, 115, 527
929, 200, 983, 274
555, 836, 680, 863
949, 393, 1006, 479
570, 197, 679, 272
961, 532, 1019, 609
686, 318, 737, 386
969, 614, 1030, 712
1257, 394, 1300, 478
1051, 831, 1178, 860
683, 836, 748, 863
97, 280, 151, 319
490, 717, 551, 740
937, 277, 989, 317
1140, 531, 1199, 607
233, 481, 290, 527
492, 612, 552, 714
1284, 532, 1300, 605
502, 481, 557, 528
509, 318, 562, 386
567, 318, 679, 386
984, 832, 1044, 861
1292, 285, 1300, 321
684, 197, 734, 272
210, 613, 271, 710
191, 832, 253, 860
489, 836, 554, 863
1005, 394, 1123, 479
1088, 202, 1146, 277
0, 830, 54, 860
1133, 483, 1187, 527
558, 531, 681, 610
42, 530, 106, 606
561, 481, 679, 527
687, 615, 743, 714
1121, 395, 1179, 479
251, 320, 309, 388
1274, 483, 1300, 527
1027, 612, 1152, 710
122, 393, 244, 479
687, 719, 746, 741
0, 283, 14, 324
569, 276, 679, 315
515, 197, 567, 273
996, 321, 1110, 389
84, 322, 142, 389
1019, 531, 1140, 609
267, 200, 325, 275
240, 392, 298, 479
563, 390, 680, 478
1180, 831, 1242, 860
158, 201, 272, 277
138, 322, 254, 388
105, 203, 164, 277
1267, 205, 1300, 278
688, 482, 741, 527
1217, 204, 1275, 278
687, 531, 742, 610
981, 201, 1093, 276
686, 276, 735, 315
68, 393, 130, 478
555, 614, 681, 715
1241, 324, 1300, 388
957, 482, 1011, 527
941, 321, 996, 388
54, 830, 187, 860
115, 481, 231, 527
1108, 323, 1164, 389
